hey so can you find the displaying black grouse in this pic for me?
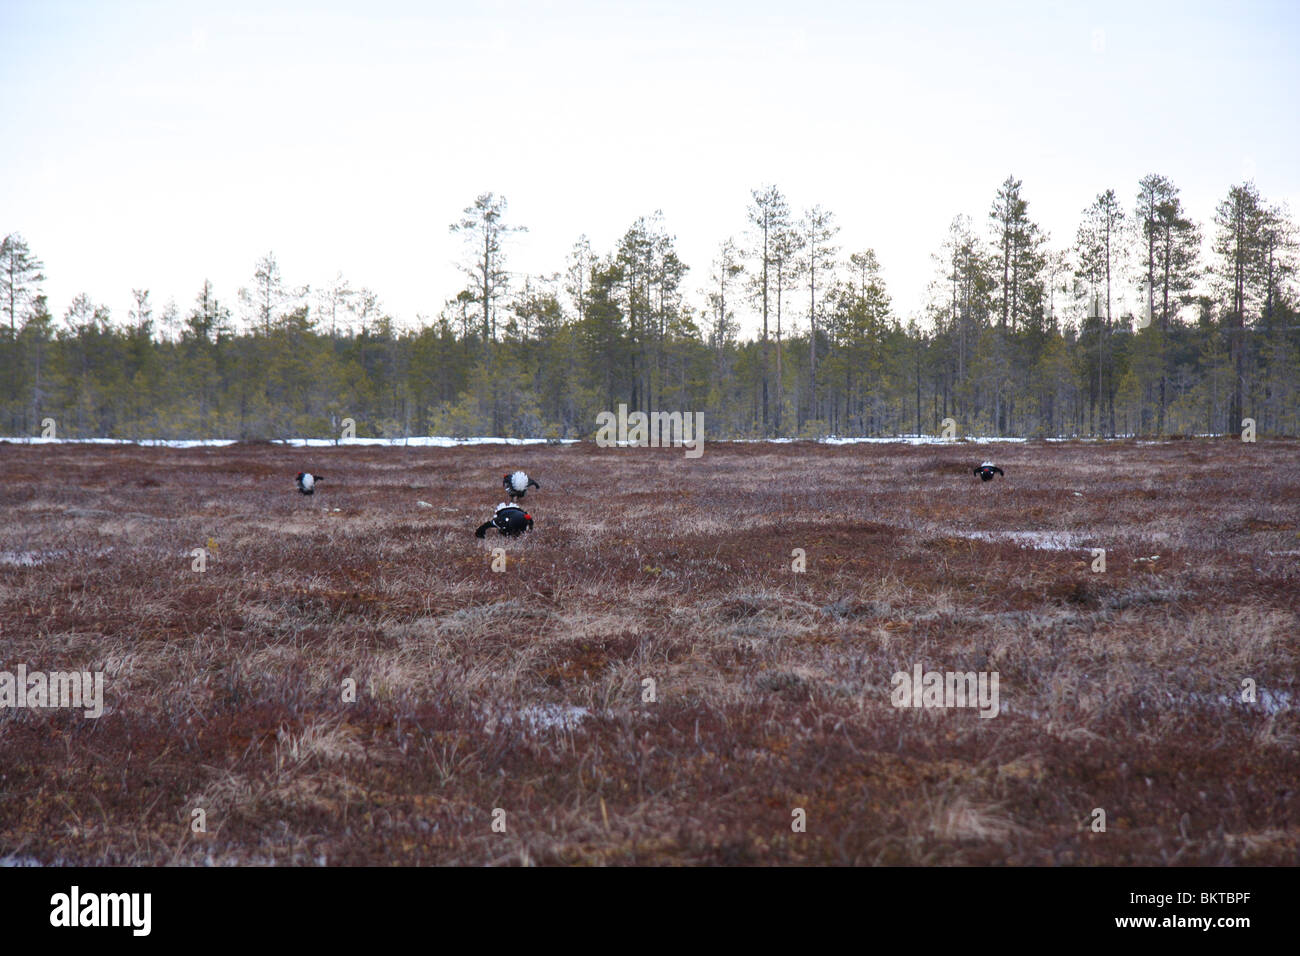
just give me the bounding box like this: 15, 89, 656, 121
296, 472, 323, 494
503, 470, 540, 500
475, 503, 534, 538
974, 462, 1004, 482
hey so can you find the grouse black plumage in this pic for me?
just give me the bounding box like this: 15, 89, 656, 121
475, 503, 533, 538
974, 462, 1004, 482
296, 472, 323, 494
503, 470, 540, 500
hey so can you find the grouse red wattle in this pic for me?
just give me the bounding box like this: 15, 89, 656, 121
296, 472, 323, 495
974, 462, 1004, 482
475, 502, 533, 538
503, 470, 540, 500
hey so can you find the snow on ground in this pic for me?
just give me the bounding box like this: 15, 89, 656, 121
1, 436, 577, 448
0, 548, 114, 566
951, 530, 1093, 551
716, 435, 1029, 444
494, 704, 591, 733
818, 435, 1028, 445
1001, 688, 1291, 720
2, 434, 1237, 448
1208, 689, 1293, 714
278, 437, 578, 447
3, 437, 239, 447
0, 550, 61, 566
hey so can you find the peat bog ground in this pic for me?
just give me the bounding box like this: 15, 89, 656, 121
0, 438, 1297, 865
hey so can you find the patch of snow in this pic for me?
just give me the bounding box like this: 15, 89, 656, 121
819, 435, 1028, 445
0, 547, 113, 566
1, 437, 237, 447
998, 700, 1042, 719
1211, 689, 1292, 715
0, 855, 45, 867
278, 437, 577, 447
143, 439, 236, 448
1004, 689, 1292, 720
498, 704, 590, 733
0, 436, 577, 448
6, 434, 1228, 448
0, 550, 58, 566
957, 530, 1091, 551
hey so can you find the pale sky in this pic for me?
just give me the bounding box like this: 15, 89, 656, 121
2, 0, 1297, 338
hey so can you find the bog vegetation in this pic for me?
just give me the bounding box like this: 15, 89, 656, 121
1, 441, 1295, 864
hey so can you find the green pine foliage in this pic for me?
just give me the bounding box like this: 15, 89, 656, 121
2, 177, 1297, 440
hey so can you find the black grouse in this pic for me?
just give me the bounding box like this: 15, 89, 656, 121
503, 470, 540, 500
296, 472, 322, 495
475, 503, 534, 538
974, 462, 1004, 482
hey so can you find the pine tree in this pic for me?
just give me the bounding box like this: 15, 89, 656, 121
1076, 189, 1128, 435
450, 193, 525, 347
747, 186, 789, 434
770, 216, 803, 435
800, 205, 839, 429
1151, 184, 1199, 433
0, 233, 45, 336
1213, 182, 1267, 430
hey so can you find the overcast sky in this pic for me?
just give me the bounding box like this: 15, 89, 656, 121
2, 0, 1297, 337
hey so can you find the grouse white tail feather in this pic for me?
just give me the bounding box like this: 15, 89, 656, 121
503, 470, 540, 499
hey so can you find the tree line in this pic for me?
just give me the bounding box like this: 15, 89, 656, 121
1, 174, 1296, 441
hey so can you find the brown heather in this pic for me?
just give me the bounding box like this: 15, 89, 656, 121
0, 438, 1297, 865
